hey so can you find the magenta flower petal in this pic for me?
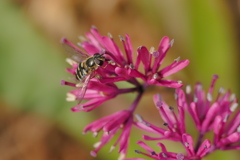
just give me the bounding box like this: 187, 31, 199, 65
159, 59, 190, 78
136, 46, 150, 73
218, 132, 240, 146
121, 34, 133, 64
137, 141, 155, 154
61, 37, 85, 54
87, 81, 118, 93
189, 102, 201, 129
83, 110, 134, 158
115, 67, 132, 80
103, 111, 131, 132
89, 26, 106, 47
102, 36, 126, 64
148, 79, 183, 88
80, 41, 100, 55
85, 32, 102, 50
98, 76, 126, 83
128, 69, 147, 81
152, 36, 171, 73
182, 133, 195, 156
201, 102, 220, 132
65, 68, 76, 75
134, 121, 165, 135
90, 128, 119, 157
226, 110, 240, 135
196, 139, 211, 158
124, 158, 147, 160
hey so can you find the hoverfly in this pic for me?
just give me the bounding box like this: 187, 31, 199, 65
62, 38, 114, 104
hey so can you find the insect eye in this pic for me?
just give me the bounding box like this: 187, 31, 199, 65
94, 53, 101, 56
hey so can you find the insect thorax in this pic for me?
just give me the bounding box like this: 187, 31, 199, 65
86, 57, 96, 67
76, 53, 106, 81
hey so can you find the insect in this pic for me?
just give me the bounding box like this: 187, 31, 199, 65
62, 38, 114, 104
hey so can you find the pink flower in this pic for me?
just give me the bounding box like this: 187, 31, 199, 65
61, 26, 190, 159
62, 26, 189, 112
176, 75, 239, 151
134, 93, 185, 142
82, 91, 143, 159
61, 79, 136, 112
212, 106, 240, 150
83, 110, 133, 159
116, 36, 189, 88
132, 75, 239, 160
182, 133, 211, 159
126, 134, 210, 160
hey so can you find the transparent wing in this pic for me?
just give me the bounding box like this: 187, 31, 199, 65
76, 72, 93, 105
62, 38, 89, 63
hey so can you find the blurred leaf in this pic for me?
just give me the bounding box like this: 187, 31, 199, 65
187, 0, 239, 91
0, 1, 67, 115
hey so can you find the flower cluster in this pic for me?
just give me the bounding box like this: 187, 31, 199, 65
62, 27, 239, 160
62, 26, 189, 112
131, 75, 239, 160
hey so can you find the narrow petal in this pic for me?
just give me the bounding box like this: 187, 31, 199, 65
102, 36, 126, 63
115, 67, 132, 80
88, 81, 118, 93
91, 128, 119, 156
65, 68, 76, 75
98, 77, 126, 84
61, 80, 77, 87
85, 32, 102, 50
71, 98, 105, 112
219, 132, 240, 146
157, 143, 167, 152
103, 111, 131, 132
226, 110, 240, 135
189, 102, 201, 130
207, 74, 219, 94
152, 36, 171, 73
201, 102, 220, 132
118, 117, 133, 153
83, 113, 118, 132
196, 139, 211, 158
148, 79, 183, 88
124, 158, 147, 160
134, 122, 165, 135
121, 34, 133, 64
136, 46, 150, 73
80, 42, 100, 55
61, 37, 86, 54
90, 26, 105, 46
70, 89, 103, 99
159, 60, 190, 78
175, 88, 188, 110
182, 133, 195, 156
136, 141, 155, 154
128, 69, 147, 81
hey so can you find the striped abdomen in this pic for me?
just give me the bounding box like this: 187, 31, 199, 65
76, 62, 89, 81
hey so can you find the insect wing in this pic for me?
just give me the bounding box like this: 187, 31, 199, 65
62, 40, 89, 63
76, 72, 92, 105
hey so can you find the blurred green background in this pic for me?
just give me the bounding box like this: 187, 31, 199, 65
0, 0, 239, 160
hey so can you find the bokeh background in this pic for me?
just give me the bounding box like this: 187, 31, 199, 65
0, 0, 239, 160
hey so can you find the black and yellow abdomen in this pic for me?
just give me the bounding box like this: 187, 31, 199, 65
75, 53, 106, 81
